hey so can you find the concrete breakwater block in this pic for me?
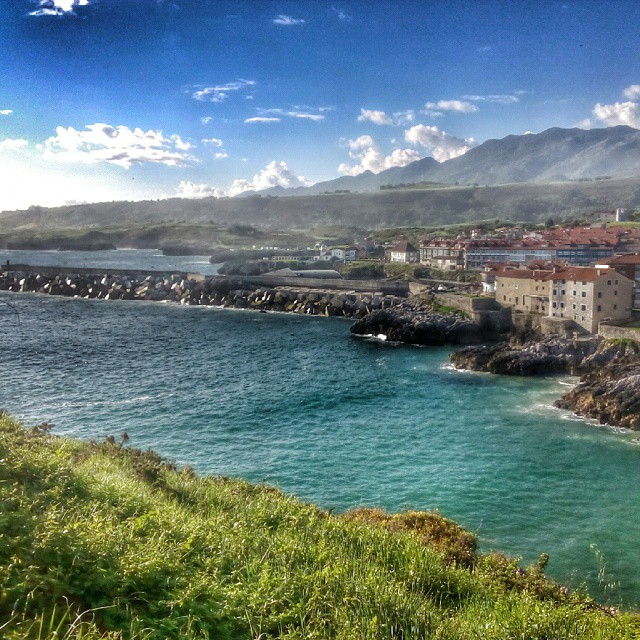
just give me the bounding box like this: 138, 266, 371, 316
0, 269, 403, 320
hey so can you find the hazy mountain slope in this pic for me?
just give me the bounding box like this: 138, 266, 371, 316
239, 157, 441, 197
428, 126, 640, 185
3, 177, 640, 236
248, 126, 640, 197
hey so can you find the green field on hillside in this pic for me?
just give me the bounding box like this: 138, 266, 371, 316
1, 415, 637, 639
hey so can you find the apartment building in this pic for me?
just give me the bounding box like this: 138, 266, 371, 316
419, 240, 464, 270
597, 254, 640, 308
386, 241, 418, 263
495, 269, 551, 314
496, 266, 634, 333
548, 267, 633, 332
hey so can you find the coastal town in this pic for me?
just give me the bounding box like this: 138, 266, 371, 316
288, 213, 640, 341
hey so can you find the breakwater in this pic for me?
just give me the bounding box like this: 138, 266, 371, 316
0, 268, 404, 319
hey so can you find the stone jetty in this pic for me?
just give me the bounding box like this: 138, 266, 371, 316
0, 269, 402, 319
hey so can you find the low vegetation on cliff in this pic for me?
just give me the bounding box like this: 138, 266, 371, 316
1, 414, 638, 639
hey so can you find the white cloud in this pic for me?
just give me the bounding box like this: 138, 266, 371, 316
229, 161, 311, 196
357, 109, 392, 125
462, 93, 520, 105
192, 79, 255, 103
623, 85, 640, 100
214, 152, 228, 159
272, 15, 305, 25
176, 181, 225, 199
424, 100, 478, 113
392, 110, 415, 125
202, 137, 223, 146
579, 85, 640, 129
404, 124, 476, 162
0, 139, 29, 152
255, 108, 325, 121
338, 135, 420, 175
591, 101, 640, 128
289, 113, 324, 121
245, 117, 281, 123
29, 0, 89, 16
42, 123, 194, 168
200, 116, 214, 125
0, 109, 13, 116
357, 108, 415, 126
332, 7, 351, 21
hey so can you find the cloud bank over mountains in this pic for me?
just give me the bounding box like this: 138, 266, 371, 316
579, 85, 640, 129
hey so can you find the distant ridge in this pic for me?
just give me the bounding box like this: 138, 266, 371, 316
3, 127, 640, 235
241, 126, 640, 197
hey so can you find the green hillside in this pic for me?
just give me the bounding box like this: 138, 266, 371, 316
0, 414, 637, 639
2, 177, 640, 237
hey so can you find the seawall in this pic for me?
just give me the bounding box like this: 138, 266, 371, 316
0, 267, 404, 319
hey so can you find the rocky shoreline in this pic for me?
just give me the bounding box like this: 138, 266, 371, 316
452, 336, 640, 430
350, 299, 488, 345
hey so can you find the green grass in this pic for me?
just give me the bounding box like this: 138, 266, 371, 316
1, 415, 638, 639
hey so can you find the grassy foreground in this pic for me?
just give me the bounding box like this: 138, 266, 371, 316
1, 415, 638, 639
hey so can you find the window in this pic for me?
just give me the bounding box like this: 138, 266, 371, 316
582, 281, 586, 285
581, 291, 586, 298
614, 304, 617, 310
580, 304, 586, 311
553, 289, 557, 295
608, 280, 612, 285
615, 279, 619, 285
614, 290, 618, 296
597, 292, 602, 298
572, 291, 576, 296
597, 305, 602, 312
572, 303, 576, 309
561, 290, 565, 295
552, 302, 557, 308
560, 302, 565, 308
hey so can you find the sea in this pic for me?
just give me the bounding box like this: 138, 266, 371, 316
1, 248, 639, 606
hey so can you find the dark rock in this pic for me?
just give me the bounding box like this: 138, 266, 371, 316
350, 307, 486, 346
450, 336, 602, 376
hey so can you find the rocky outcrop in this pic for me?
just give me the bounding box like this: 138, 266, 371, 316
452, 335, 640, 429
350, 299, 486, 345
555, 341, 640, 430
450, 336, 602, 376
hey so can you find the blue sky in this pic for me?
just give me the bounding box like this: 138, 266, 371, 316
2, 0, 640, 210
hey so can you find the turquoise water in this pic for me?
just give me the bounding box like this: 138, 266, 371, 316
1, 290, 639, 605
0, 248, 221, 275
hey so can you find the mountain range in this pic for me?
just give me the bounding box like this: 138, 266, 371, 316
240, 126, 640, 197
2, 126, 640, 236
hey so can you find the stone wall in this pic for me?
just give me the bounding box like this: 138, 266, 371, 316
435, 293, 500, 313
233, 274, 410, 295
598, 323, 640, 344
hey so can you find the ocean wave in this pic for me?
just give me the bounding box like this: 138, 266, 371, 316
60, 395, 165, 409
